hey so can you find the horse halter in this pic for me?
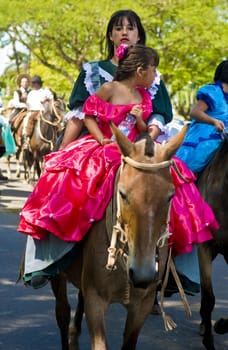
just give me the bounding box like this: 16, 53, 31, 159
106, 155, 174, 271
122, 155, 174, 171
106, 154, 192, 326
40, 99, 64, 126
36, 99, 64, 150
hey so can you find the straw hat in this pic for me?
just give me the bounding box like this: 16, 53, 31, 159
16, 73, 31, 87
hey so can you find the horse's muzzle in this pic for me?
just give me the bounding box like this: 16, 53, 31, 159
129, 263, 158, 289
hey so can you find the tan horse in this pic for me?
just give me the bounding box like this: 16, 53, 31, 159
50, 124, 188, 350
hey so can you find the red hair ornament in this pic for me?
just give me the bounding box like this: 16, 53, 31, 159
116, 44, 129, 60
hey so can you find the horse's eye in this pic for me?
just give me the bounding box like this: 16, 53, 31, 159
119, 189, 128, 203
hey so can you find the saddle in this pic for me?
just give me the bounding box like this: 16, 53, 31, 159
10, 110, 27, 132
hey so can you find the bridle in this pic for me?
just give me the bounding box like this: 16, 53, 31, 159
106, 155, 174, 271
36, 99, 65, 150
40, 98, 64, 126
106, 154, 192, 327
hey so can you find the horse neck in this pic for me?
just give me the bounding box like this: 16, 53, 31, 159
198, 140, 228, 200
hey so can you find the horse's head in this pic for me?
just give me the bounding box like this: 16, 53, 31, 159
42, 93, 66, 125
111, 122, 188, 288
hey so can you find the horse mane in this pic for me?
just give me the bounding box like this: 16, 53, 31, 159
135, 132, 154, 157
50, 89, 58, 100
198, 137, 228, 188
208, 137, 228, 169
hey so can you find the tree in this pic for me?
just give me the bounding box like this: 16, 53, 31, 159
0, 0, 227, 114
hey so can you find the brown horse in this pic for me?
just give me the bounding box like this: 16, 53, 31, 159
8, 94, 65, 183
50, 124, 188, 350
197, 135, 228, 350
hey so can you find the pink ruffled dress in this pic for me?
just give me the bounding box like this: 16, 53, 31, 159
18, 87, 218, 257
18, 87, 152, 241
169, 157, 218, 256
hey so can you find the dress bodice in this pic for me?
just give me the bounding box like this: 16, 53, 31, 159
82, 87, 152, 141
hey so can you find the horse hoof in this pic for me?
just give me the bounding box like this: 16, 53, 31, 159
202, 338, 215, 350
214, 318, 228, 334
199, 323, 205, 336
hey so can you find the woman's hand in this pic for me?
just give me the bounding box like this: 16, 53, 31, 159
190, 100, 226, 133
129, 105, 147, 132
85, 115, 113, 145
129, 105, 143, 121
100, 137, 113, 145
213, 118, 225, 132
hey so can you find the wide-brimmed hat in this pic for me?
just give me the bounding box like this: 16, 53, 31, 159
31, 75, 43, 85
16, 73, 31, 86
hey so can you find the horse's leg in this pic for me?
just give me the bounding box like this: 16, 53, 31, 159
6, 155, 12, 178
198, 244, 216, 350
15, 149, 22, 178
51, 273, 71, 350
22, 148, 28, 181
121, 291, 156, 350
34, 157, 41, 180
83, 290, 108, 350
23, 148, 34, 183
68, 289, 84, 350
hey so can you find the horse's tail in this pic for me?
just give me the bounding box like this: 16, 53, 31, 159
16, 250, 25, 284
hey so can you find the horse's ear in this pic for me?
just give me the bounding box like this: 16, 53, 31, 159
162, 123, 189, 160
110, 122, 134, 156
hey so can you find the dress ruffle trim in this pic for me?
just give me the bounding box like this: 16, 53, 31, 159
64, 108, 85, 121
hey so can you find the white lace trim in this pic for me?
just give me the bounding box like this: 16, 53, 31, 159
99, 66, 113, 83
83, 62, 95, 95
83, 62, 113, 95
64, 108, 85, 121
148, 119, 167, 134
148, 69, 161, 100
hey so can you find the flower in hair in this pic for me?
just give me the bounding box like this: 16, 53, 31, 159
116, 44, 129, 60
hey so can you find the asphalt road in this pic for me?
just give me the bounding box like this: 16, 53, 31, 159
0, 157, 228, 350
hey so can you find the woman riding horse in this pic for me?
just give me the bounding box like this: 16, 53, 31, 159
17, 44, 217, 292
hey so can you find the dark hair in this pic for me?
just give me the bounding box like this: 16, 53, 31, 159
106, 10, 146, 60
214, 60, 228, 84
114, 44, 159, 82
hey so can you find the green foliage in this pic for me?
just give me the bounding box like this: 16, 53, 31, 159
0, 0, 227, 115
